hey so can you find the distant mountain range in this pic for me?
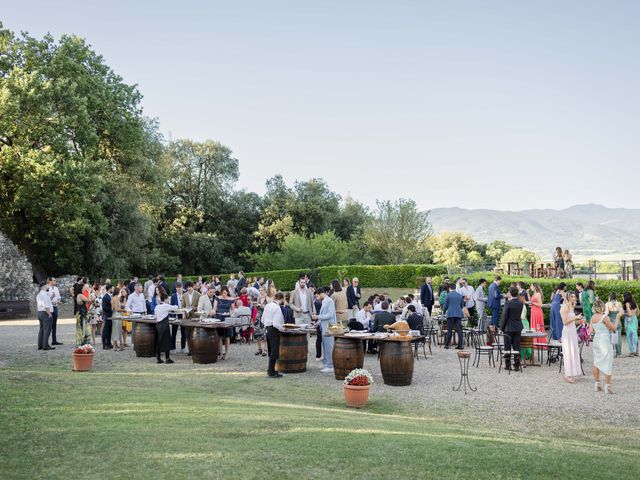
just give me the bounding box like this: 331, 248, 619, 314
428, 204, 640, 260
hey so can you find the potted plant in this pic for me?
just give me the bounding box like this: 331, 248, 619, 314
343, 368, 373, 408
72, 344, 95, 372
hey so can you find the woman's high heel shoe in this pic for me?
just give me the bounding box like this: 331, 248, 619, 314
605, 384, 615, 394
594, 381, 602, 392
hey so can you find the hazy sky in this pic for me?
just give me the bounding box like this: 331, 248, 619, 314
4, 1, 639, 210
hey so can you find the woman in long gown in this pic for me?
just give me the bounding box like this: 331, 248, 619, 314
560, 292, 585, 383
519, 293, 531, 360
75, 281, 93, 346
549, 283, 566, 340
529, 284, 546, 343
580, 280, 595, 323
622, 292, 638, 356
215, 286, 235, 360
590, 300, 618, 394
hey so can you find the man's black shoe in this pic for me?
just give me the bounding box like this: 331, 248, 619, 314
52, 342, 63, 345
268, 372, 283, 378
43, 346, 55, 350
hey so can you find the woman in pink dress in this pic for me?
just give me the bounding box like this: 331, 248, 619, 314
560, 292, 585, 383
529, 284, 547, 346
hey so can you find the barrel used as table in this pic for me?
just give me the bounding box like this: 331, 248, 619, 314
333, 336, 364, 380
132, 320, 156, 358
189, 326, 221, 364
276, 331, 308, 373
379, 339, 414, 386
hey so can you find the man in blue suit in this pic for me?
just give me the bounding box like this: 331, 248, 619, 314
420, 276, 435, 315
101, 284, 114, 350
443, 285, 465, 349
487, 276, 503, 329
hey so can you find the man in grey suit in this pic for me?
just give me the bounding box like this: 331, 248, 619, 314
290, 274, 314, 325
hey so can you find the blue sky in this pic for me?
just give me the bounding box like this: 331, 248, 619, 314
3, 1, 639, 210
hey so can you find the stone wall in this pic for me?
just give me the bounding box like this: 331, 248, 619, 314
0, 231, 35, 305
1, 231, 84, 312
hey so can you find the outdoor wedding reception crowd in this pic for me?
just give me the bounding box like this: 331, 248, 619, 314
34, 270, 639, 392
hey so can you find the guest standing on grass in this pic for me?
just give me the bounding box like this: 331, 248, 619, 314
313, 287, 337, 374
36, 282, 54, 351
549, 283, 566, 340
154, 289, 175, 364
101, 284, 114, 350
488, 276, 503, 329
474, 279, 489, 332
263, 292, 285, 378
606, 293, 623, 357
443, 285, 464, 350
590, 300, 617, 394
621, 292, 638, 357
420, 276, 435, 316
47, 277, 62, 345
560, 292, 585, 383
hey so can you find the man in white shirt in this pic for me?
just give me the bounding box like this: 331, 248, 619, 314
47, 277, 62, 345
458, 278, 476, 320
126, 283, 147, 314
36, 282, 54, 350
356, 302, 372, 330
143, 276, 154, 300
262, 292, 285, 378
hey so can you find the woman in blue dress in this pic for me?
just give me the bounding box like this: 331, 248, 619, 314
549, 283, 566, 340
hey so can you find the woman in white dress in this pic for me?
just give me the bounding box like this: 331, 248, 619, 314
560, 292, 585, 383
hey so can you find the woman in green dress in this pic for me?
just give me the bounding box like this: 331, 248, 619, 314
606, 292, 623, 357
518, 293, 531, 360
580, 280, 595, 323
75, 281, 93, 346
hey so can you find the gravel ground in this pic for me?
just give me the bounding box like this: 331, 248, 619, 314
2, 317, 639, 430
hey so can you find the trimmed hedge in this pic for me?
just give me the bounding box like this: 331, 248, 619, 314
316, 264, 447, 289
434, 272, 640, 304
160, 264, 447, 290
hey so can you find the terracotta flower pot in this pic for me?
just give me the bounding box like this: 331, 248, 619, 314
72, 353, 95, 372
343, 384, 370, 408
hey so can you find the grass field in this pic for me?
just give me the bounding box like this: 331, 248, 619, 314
1, 354, 638, 480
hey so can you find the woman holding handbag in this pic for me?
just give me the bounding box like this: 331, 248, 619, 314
589, 299, 619, 394
605, 293, 623, 357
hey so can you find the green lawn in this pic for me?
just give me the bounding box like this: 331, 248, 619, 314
1, 357, 638, 479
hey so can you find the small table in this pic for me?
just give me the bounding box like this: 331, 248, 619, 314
277, 329, 310, 373
520, 331, 547, 366
330, 334, 366, 380
181, 320, 250, 364
114, 315, 157, 358
453, 350, 476, 394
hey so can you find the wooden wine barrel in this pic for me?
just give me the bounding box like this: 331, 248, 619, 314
132, 321, 156, 358
333, 337, 364, 380
190, 327, 220, 364
379, 340, 414, 386
276, 332, 308, 373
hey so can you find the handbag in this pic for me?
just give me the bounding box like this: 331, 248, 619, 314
610, 331, 619, 345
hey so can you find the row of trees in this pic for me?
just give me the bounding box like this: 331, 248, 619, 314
0, 25, 536, 279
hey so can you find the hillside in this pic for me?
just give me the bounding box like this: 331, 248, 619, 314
428, 204, 640, 259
